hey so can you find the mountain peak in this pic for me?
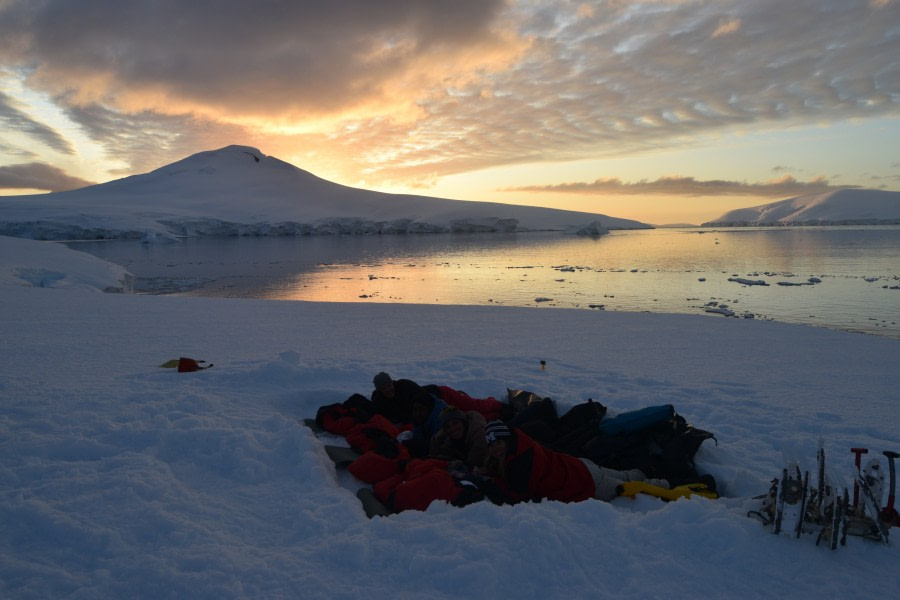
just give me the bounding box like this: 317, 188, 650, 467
0, 145, 651, 240
152, 145, 267, 174
703, 189, 900, 226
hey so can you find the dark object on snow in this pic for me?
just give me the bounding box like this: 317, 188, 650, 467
507, 389, 559, 443
507, 388, 546, 413
581, 408, 717, 487
357, 488, 392, 518
302, 418, 324, 434
370, 378, 429, 425
545, 399, 608, 454
556, 399, 607, 434
314, 394, 376, 433
325, 445, 362, 469
159, 357, 213, 372
177, 357, 212, 372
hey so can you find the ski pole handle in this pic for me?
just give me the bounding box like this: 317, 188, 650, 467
851, 447, 868, 509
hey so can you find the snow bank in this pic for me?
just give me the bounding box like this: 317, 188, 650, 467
0, 236, 133, 292
1, 237, 899, 599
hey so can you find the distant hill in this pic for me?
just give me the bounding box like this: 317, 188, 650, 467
0, 145, 650, 240
651, 223, 699, 229
702, 189, 900, 227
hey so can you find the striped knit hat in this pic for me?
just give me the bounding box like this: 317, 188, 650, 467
484, 420, 511, 444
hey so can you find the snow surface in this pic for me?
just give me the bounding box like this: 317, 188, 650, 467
0, 145, 647, 241
703, 189, 900, 226
2, 235, 900, 599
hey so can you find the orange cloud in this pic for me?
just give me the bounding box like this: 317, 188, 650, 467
503, 175, 855, 198
10, 0, 527, 136
712, 18, 741, 38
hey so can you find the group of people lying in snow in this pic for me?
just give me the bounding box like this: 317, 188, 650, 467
311, 371, 718, 515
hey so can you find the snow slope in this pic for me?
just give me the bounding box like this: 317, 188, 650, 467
0, 235, 133, 292
703, 189, 900, 226
1, 235, 899, 599
0, 145, 648, 240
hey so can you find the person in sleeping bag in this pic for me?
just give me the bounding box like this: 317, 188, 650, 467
428, 407, 488, 468
370, 371, 430, 425
401, 392, 447, 458
479, 420, 669, 504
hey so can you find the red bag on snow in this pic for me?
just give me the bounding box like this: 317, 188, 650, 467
437, 386, 503, 421
348, 451, 405, 484
345, 415, 401, 454
172, 357, 212, 372
389, 460, 463, 512
317, 404, 361, 436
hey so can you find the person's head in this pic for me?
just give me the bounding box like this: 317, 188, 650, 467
441, 409, 467, 441
411, 393, 435, 424
484, 420, 511, 459
373, 372, 394, 397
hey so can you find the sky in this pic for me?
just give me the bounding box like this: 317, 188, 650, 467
1, 0, 899, 224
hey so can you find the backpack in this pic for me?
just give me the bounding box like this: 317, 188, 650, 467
583, 411, 717, 486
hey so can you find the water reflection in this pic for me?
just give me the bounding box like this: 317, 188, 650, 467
67, 227, 900, 338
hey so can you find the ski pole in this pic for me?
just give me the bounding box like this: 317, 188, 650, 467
851, 447, 868, 509
883, 450, 899, 527
817, 443, 825, 511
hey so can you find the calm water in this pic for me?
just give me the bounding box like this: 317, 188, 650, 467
68, 227, 900, 339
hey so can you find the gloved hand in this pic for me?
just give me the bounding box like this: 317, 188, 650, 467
447, 460, 468, 478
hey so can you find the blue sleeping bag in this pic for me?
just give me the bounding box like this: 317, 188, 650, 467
598, 404, 675, 436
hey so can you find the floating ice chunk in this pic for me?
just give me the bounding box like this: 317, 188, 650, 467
575, 221, 609, 236
728, 277, 769, 286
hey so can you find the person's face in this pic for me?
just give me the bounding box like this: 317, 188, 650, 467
379, 381, 395, 398
445, 419, 465, 440
412, 402, 429, 424
488, 439, 507, 460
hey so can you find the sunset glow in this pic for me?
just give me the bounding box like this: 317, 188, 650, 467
1, 0, 898, 224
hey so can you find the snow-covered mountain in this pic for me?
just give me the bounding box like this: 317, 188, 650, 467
702, 189, 900, 227
0, 145, 649, 240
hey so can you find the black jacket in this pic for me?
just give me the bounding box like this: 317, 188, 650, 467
370, 378, 428, 424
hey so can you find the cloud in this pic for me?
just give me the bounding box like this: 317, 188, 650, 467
0, 162, 95, 192
0, 89, 75, 155
62, 103, 256, 176
0, 0, 898, 186
504, 175, 857, 198
712, 18, 742, 38
0, 0, 517, 125
318, 0, 900, 183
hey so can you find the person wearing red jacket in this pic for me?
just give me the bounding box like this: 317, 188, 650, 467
373, 458, 483, 513
480, 420, 669, 504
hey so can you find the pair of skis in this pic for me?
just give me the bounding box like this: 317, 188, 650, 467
849, 448, 898, 544
812, 445, 848, 549
815, 447, 897, 548
772, 464, 809, 538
